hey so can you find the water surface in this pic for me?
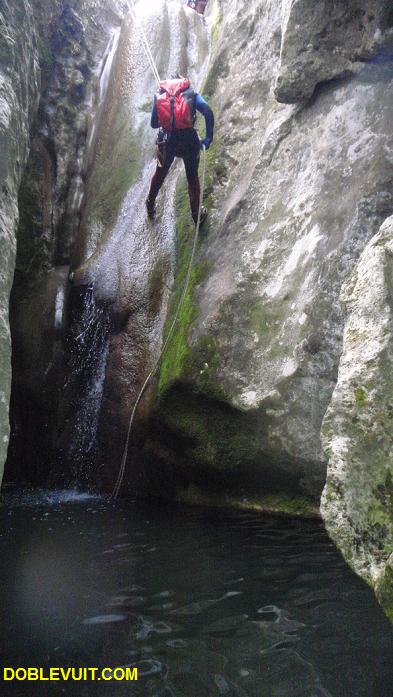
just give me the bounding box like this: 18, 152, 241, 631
0, 492, 392, 696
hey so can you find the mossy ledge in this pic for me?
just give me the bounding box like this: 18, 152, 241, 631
172, 485, 320, 519
158, 134, 221, 394
376, 560, 393, 623
143, 384, 320, 518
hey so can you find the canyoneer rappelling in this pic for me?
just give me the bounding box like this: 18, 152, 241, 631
111, 8, 214, 499
186, 0, 208, 14
146, 74, 214, 225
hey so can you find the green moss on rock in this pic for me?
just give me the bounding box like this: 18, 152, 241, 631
210, 8, 222, 54
158, 133, 222, 394
182, 335, 226, 400
376, 559, 393, 623
144, 382, 319, 517
83, 101, 141, 243
158, 175, 207, 392
173, 484, 319, 518
354, 387, 367, 407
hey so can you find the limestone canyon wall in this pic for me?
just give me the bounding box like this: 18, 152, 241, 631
0, 0, 40, 485
145, 0, 393, 518
2, 0, 393, 619
3, 0, 129, 485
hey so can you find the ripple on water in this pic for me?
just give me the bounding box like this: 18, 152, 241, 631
0, 499, 393, 697
137, 659, 164, 677
82, 614, 127, 625
172, 591, 243, 617
111, 596, 147, 608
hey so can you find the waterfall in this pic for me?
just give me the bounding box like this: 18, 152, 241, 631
53, 26, 123, 490
55, 0, 214, 490
60, 286, 110, 489
54, 284, 66, 333
86, 27, 121, 158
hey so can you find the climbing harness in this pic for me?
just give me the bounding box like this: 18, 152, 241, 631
110, 146, 207, 500
156, 129, 169, 168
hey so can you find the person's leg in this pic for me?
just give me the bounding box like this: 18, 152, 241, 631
182, 131, 207, 225
146, 141, 175, 215
182, 133, 201, 223
186, 168, 200, 223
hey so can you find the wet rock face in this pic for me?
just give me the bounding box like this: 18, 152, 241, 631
276, 0, 393, 103
4, 0, 210, 490
321, 216, 393, 621
14, 0, 127, 292
0, 0, 40, 485
146, 0, 393, 510
4, 0, 127, 488
69, 2, 210, 490
7, 267, 70, 486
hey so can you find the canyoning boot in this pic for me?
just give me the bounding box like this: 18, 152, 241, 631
145, 196, 156, 219
198, 206, 208, 227
193, 206, 208, 227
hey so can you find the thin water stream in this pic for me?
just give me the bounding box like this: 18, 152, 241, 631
0, 492, 392, 697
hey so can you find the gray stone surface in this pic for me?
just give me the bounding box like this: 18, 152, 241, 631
4, 0, 128, 487
0, 0, 40, 486
321, 216, 393, 621
68, 1, 211, 488
3, 0, 393, 543
276, 0, 393, 103
146, 0, 393, 510
3, 0, 211, 489
14, 0, 127, 291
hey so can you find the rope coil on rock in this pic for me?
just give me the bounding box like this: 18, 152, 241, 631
110, 148, 207, 500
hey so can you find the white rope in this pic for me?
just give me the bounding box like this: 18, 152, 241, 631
128, 0, 161, 86
110, 147, 208, 500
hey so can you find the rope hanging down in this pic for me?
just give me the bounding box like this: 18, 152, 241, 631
110, 147, 207, 500
128, 0, 161, 86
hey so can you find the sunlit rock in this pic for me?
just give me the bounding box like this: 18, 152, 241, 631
145, 0, 393, 512
321, 215, 393, 621
275, 0, 393, 103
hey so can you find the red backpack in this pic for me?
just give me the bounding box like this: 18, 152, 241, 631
156, 78, 195, 132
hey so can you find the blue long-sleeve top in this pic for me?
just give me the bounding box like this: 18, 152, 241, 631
151, 92, 214, 142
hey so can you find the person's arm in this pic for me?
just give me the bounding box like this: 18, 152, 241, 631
151, 96, 159, 129
195, 93, 214, 147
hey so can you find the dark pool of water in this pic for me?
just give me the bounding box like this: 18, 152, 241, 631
0, 491, 392, 697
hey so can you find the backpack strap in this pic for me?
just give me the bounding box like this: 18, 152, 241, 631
169, 95, 175, 132
181, 87, 196, 125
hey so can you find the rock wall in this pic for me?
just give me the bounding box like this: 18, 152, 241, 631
68, 2, 211, 490
4, 0, 211, 490
4, 0, 128, 486
0, 0, 40, 486
276, 0, 393, 102
321, 216, 393, 621
143, 0, 393, 514
3, 0, 393, 621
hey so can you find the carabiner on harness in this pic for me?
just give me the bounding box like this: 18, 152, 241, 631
156, 128, 169, 168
